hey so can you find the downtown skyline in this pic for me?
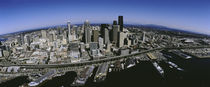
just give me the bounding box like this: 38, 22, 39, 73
1, 1, 210, 86
0, 0, 210, 35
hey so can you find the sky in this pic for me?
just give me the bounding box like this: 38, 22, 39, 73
0, 0, 210, 35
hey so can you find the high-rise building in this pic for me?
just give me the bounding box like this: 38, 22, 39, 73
98, 37, 104, 50
51, 31, 57, 41
118, 16, 123, 32
104, 28, 110, 44
73, 25, 79, 39
20, 34, 25, 45
142, 32, 146, 43
118, 32, 125, 48
112, 25, 119, 44
92, 30, 99, 42
17, 36, 22, 45
57, 26, 62, 35
113, 20, 117, 25
41, 30, 47, 39
24, 35, 30, 46
100, 24, 109, 38
84, 20, 91, 44
0, 49, 3, 57
67, 21, 71, 43
69, 43, 80, 58
16, 34, 25, 45
49, 34, 54, 42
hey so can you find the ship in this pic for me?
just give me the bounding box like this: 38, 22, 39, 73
167, 61, 184, 71
28, 70, 56, 87
152, 62, 164, 77
171, 50, 192, 59
163, 54, 172, 58
125, 59, 136, 69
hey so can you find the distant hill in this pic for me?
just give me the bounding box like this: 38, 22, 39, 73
125, 24, 210, 37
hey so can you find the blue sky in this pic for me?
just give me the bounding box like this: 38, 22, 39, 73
0, 0, 209, 35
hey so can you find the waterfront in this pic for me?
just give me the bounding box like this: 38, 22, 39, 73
1, 56, 210, 87
42, 61, 165, 87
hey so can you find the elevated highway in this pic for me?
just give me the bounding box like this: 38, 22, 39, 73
0, 45, 210, 78
1, 46, 210, 69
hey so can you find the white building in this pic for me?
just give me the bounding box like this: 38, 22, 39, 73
118, 32, 126, 48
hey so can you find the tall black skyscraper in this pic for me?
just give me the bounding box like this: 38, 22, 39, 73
118, 16, 123, 32
100, 24, 109, 38
113, 20, 117, 25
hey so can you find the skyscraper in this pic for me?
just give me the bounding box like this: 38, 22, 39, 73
20, 34, 25, 45
104, 28, 110, 44
25, 35, 30, 46
57, 26, 62, 35
118, 32, 125, 48
49, 34, 54, 42
98, 37, 104, 50
112, 25, 119, 44
142, 31, 146, 43
84, 20, 91, 44
41, 30, 47, 38
73, 25, 79, 39
17, 34, 24, 45
100, 24, 109, 38
118, 16, 123, 32
0, 49, 3, 57
17, 36, 22, 45
93, 30, 99, 42
113, 20, 117, 25
67, 21, 71, 43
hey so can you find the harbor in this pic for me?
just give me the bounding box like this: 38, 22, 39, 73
1, 50, 210, 87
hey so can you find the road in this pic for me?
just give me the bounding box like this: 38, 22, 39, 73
1, 46, 210, 69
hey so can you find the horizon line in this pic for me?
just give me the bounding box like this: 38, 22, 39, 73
0, 23, 209, 36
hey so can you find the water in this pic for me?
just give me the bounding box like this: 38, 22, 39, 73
101, 61, 165, 87
0, 76, 29, 87
41, 71, 77, 87
1, 55, 210, 87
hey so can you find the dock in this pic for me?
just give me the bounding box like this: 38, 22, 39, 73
94, 63, 109, 82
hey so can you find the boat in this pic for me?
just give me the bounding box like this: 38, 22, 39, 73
108, 68, 112, 72
167, 61, 184, 71
163, 54, 172, 58
125, 59, 136, 69
152, 62, 164, 77
127, 64, 135, 68
28, 70, 56, 87
171, 50, 192, 59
